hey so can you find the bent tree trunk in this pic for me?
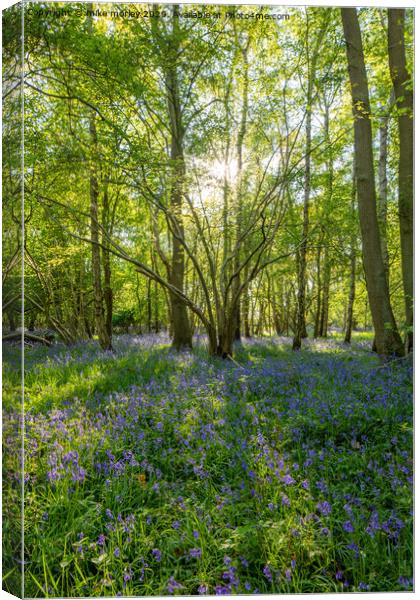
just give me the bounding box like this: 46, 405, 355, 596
341, 8, 404, 357
388, 9, 413, 352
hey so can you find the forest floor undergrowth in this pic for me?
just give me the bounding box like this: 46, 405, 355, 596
2, 333, 413, 596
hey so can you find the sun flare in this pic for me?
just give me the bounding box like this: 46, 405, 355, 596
207, 158, 239, 182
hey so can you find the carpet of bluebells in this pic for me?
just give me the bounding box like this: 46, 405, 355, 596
2, 333, 413, 596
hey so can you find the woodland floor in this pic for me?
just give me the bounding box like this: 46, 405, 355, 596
2, 333, 413, 596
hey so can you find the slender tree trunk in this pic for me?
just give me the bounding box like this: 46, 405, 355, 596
243, 264, 251, 337
313, 243, 322, 338
154, 279, 159, 333
319, 98, 333, 339
272, 277, 282, 336
345, 163, 357, 344
76, 261, 88, 339
320, 247, 330, 337
388, 9, 413, 353
89, 114, 112, 351
345, 253, 356, 344
102, 181, 113, 340
293, 20, 325, 350
341, 8, 404, 357
165, 7, 192, 350
232, 39, 249, 342
7, 310, 16, 332
147, 278, 152, 333
293, 105, 311, 349
285, 287, 291, 336
377, 92, 393, 284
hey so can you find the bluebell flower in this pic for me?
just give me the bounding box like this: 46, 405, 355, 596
152, 548, 161, 562
343, 520, 354, 533
167, 577, 183, 593
317, 501, 332, 516
263, 564, 272, 582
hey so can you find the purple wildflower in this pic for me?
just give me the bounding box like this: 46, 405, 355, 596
152, 548, 161, 562
283, 474, 295, 485
398, 576, 412, 589
263, 564, 272, 582
317, 501, 332, 516
343, 520, 354, 533
167, 577, 183, 594
347, 542, 360, 558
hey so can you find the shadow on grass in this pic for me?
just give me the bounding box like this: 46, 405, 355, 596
3, 332, 382, 414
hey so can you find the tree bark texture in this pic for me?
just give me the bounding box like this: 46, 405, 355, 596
341, 8, 404, 357
89, 114, 112, 351
165, 8, 192, 350
388, 9, 413, 352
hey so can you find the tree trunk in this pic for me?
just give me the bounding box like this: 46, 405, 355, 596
388, 9, 413, 353
319, 97, 333, 339
341, 8, 404, 357
147, 278, 152, 333
232, 38, 249, 343
344, 164, 357, 344
377, 92, 393, 284
89, 114, 112, 352
154, 279, 160, 333
293, 103, 311, 349
217, 335, 234, 359
272, 278, 282, 336
313, 242, 322, 338
7, 309, 16, 332
243, 264, 251, 338
165, 6, 192, 350
102, 181, 113, 340
293, 20, 325, 350
320, 247, 330, 337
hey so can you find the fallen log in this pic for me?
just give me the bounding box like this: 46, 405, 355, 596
2, 332, 52, 346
